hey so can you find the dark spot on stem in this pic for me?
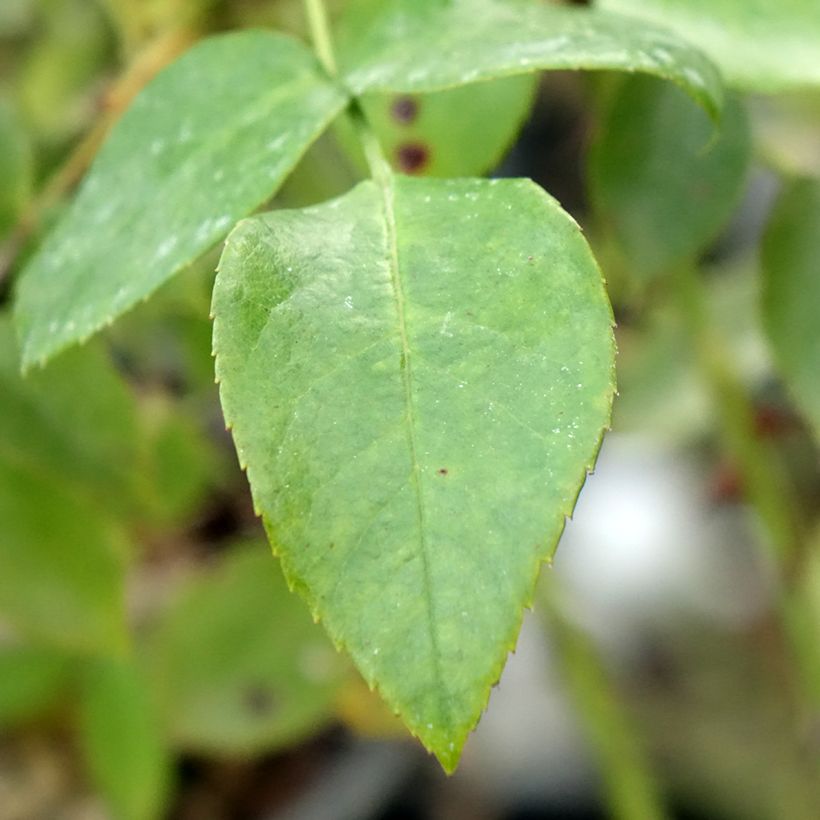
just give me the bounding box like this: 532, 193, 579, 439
396, 142, 430, 174
391, 95, 419, 124
437, 468, 448, 476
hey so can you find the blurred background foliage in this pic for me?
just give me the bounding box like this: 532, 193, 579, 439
1, 0, 819, 818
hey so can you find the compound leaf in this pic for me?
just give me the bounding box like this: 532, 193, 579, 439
213, 175, 615, 770
761, 178, 820, 441
338, 0, 722, 118
599, 0, 820, 93
15, 29, 348, 370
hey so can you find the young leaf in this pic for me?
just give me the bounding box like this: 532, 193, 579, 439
337, 0, 723, 118
213, 175, 615, 770
14, 30, 348, 370
588, 76, 751, 282
599, 0, 820, 93
144, 545, 345, 754
761, 178, 820, 441
79, 657, 172, 820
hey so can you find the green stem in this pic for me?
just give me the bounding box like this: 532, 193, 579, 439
674, 263, 801, 569
540, 584, 667, 820
303, 0, 391, 188
304, 0, 337, 76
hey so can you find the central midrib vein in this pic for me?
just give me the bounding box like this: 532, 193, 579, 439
379, 175, 446, 721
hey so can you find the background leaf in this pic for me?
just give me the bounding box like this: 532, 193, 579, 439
144, 544, 345, 754
588, 75, 751, 282
78, 657, 172, 820
213, 175, 615, 770
14, 29, 348, 369
338, 0, 723, 118
0, 646, 71, 729
339, 76, 538, 177
598, 0, 820, 93
761, 178, 820, 441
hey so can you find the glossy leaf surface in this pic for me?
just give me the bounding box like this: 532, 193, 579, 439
588, 75, 751, 281
144, 546, 344, 753
15, 30, 348, 369
761, 179, 820, 440
338, 0, 723, 118
599, 0, 820, 92
213, 176, 615, 770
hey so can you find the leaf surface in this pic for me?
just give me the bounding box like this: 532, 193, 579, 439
14, 30, 348, 369
761, 179, 820, 441
144, 545, 344, 753
588, 76, 750, 281
213, 175, 615, 770
599, 0, 820, 92
338, 0, 722, 117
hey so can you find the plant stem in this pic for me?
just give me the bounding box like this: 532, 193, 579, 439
304, 0, 338, 76
540, 584, 667, 820
302, 0, 392, 188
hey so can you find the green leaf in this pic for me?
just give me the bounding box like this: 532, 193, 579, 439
14, 29, 348, 370
598, 0, 820, 92
338, 0, 723, 118
144, 544, 345, 754
0, 318, 140, 515
213, 175, 615, 771
0, 646, 71, 729
340, 76, 537, 177
588, 75, 751, 282
0, 458, 128, 652
79, 657, 171, 820
761, 178, 820, 441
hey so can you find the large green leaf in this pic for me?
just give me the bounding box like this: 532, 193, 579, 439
14, 30, 348, 370
338, 0, 723, 118
144, 545, 345, 754
598, 0, 820, 92
588, 75, 751, 282
213, 175, 615, 770
761, 178, 820, 441
78, 657, 171, 820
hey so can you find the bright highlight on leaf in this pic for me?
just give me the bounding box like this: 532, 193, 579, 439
213, 174, 615, 770
338, 0, 723, 118
599, 0, 820, 93
14, 29, 348, 370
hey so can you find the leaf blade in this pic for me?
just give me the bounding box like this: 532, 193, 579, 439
14, 29, 348, 369
338, 0, 723, 117
599, 0, 820, 92
213, 176, 615, 770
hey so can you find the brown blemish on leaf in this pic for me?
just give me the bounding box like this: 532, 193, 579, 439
391, 95, 419, 124
437, 468, 448, 476
396, 142, 430, 174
